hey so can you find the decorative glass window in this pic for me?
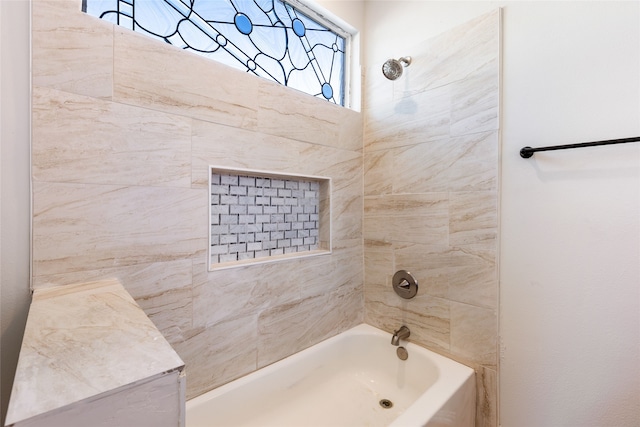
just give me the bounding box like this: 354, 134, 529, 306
83, 0, 348, 106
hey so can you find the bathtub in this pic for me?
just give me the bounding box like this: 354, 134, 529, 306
186, 324, 475, 427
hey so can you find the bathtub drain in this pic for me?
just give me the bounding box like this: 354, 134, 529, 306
379, 399, 393, 409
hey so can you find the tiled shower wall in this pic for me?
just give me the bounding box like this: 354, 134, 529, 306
30, 0, 363, 399
363, 10, 500, 427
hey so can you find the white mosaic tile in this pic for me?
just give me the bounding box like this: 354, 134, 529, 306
210, 170, 326, 267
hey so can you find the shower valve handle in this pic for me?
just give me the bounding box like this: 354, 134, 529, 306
392, 270, 418, 299
397, 279, 411, 289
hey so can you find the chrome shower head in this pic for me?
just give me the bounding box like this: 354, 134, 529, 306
382, 56, 412, 80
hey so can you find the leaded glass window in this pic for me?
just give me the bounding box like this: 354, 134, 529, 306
83, 0, 348, 106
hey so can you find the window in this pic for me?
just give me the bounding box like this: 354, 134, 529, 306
83, 0, 349, 106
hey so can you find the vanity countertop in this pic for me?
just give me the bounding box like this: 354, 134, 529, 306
5, 278, 184, 425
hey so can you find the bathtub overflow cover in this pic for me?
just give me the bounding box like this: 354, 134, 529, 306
379, 399, 393, 409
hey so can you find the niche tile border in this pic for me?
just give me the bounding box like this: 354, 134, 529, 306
209, 166, 332, 271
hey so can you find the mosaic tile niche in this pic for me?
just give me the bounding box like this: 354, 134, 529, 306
209, 167, 331, 269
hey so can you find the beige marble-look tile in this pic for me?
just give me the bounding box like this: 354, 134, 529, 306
450, 58, 500, 136
122, 260, 194, 346
364, 84, 451, 152
32, 0, 114, 99
362, 63, 395, 113
363, 241, 399, 319
256, 274, 363, 370
324, 245, 364, 296
32, 87, 192, 188
191, 256, 302, 329
324, 283, 364, 334
295, 247, 359, 300
6, 279, 184, 425
297, 145, 363, 243
191, 120, 302, 188
448, 246, 498, 309
113, 27, 258, 129
257, 294, 331, 368
476, 365, 498, 427
364, 279, 397, 324
32, 182, 208, 277
403, 295, 451, 353
450, 301, 497, 367
364, 150, 393, 196
405, 9, 500, 94
394, 243, 450, 299
298, 142, 362, 178
31, 259, 194, 345
366, 291, 451, 354
449, 191, 498, 247
175, 315, 258, 399
364, 241, 394, 288
392, 131, 498, 193
338, 107, 365, 152
256, 79, 349, 148
364, 194, 449, 246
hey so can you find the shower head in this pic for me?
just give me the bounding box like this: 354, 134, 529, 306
382, 56, 412, 80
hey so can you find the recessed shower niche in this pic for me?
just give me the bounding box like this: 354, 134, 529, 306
209, 167, 331, 270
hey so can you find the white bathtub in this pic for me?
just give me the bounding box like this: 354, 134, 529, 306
186, 324, 475, 427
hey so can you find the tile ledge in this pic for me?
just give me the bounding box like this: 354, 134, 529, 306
5, 278, 184, 426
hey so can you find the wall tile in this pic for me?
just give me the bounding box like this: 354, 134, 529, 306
254, 251, 361, 370
366, 293, 451, 353
257, 294, 331, 368
338, 108, 366, 152
394, 243, 450, 299
297, 145, 364, 244
364, 194, 449, 245
32, 87, 192, 188
402, 9, 500, 95
392, 131, 498, 193
256, 79, 351, 148
448, 246, 497, 309
32, 182, 208, 277
175, 316, 258, 399
476, 366, 498, 427
113, 28, 259, 129
295, 247, 363, 300
450, 59, 500, 136
362, 64, 395, 113
450, 191, 498, 246
363, 10, 500, 427
122, 261, 194, 347
364, 241, 394, 288
192, 257, 301, 330
450, 301, 497, 367
364, 151, 393, 196
31, 260, 194, 346
191, 120, 301, 188
32, 0, 113, 99
364, 84, 451, 152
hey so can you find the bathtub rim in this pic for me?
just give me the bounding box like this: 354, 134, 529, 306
186, 323, 475, 426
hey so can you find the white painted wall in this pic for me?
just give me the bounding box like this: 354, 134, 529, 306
500, 2, 639, 425
0, 0, 32, 424
358, 1, 639, 426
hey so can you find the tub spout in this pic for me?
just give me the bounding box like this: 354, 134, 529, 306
391, 326, 410, 346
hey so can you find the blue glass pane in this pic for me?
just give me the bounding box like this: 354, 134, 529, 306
83, 0, 347, 106
234, 13, 253, 35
